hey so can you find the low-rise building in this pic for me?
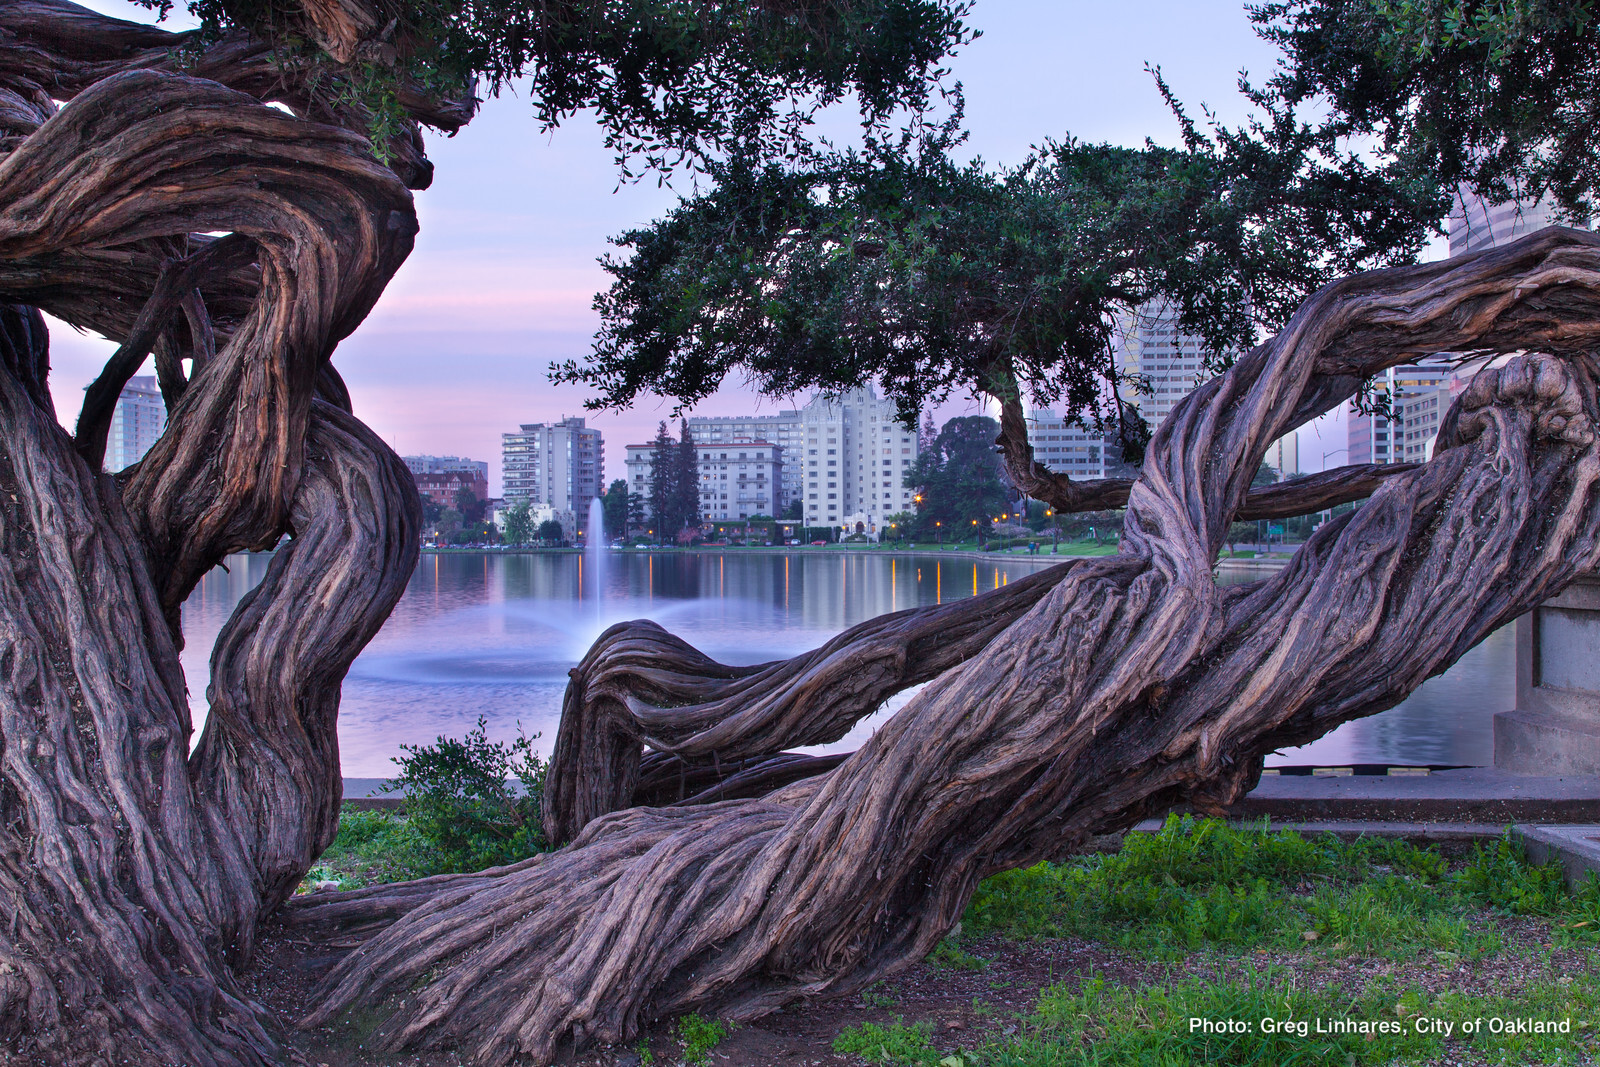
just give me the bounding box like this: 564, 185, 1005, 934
414, 470, 489, 508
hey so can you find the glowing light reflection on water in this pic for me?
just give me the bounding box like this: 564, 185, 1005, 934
180, 552, 1510, 776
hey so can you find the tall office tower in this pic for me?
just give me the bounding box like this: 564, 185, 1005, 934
798, 386, 918, 531
686, 411, 804, 510
104, 375, 165, 471
501, 417, 604, 510
1448, 187, 1566, 257
1023, 409, 1110, 479
1347, 364, 1454, 466
402, 454, 490, 480
1113, 298, 1206, 429
1365, 190, 1582, 467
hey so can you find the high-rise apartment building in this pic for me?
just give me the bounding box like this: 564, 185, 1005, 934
402, 454, 489, 480
1351, 190, 1581, 466
1114, 300, 1299, 472
798, 387, 917, 531
1448, 187, 1565, 257
104, 375, 165, 472
623, 440, 784, 523
1023, 409, 1111, 479
686, 411, 804, 510
1348, 364, 1454, 466
501, 417, 603, 511
1114, 299, 1209, 429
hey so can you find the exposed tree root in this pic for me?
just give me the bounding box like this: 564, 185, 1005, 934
290, 230, 1600, 1065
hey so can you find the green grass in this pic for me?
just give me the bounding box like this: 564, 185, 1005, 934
298, 807, 434, 891
976, 970, 1599, 1066
959, 816, 1589, 960
833, 1019, 943, 1065
836, 973, 1600, 1067
830, 819, 1599, 1066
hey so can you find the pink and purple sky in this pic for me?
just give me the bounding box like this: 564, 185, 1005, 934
56, 1, 1442, 492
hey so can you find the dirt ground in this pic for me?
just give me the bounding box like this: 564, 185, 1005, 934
251, 911, 1592, 1067
250, 923, 1127, 1067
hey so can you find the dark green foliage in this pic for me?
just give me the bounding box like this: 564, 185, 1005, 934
645, 420, 702, 539
558, 88, 1442, 436
138, 0, 972, 181
536, 518, 566, 544
1257, 0, 1600, 220
602, 478, 631, 539
384, 715, 550, 874
675, 419, 702, 534
905, 416, 1010, 533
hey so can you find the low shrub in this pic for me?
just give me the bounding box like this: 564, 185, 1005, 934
385, 715, 550, 874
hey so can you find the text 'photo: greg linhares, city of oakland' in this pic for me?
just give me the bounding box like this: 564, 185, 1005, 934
7, 0, 1600, 1065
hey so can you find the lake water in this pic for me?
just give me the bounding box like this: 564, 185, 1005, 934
179, 551, 1511, 777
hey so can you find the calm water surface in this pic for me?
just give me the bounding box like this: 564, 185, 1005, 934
180, 551, 1511, 776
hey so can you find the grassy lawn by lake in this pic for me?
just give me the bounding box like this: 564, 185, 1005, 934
295, 812, 1600, 1066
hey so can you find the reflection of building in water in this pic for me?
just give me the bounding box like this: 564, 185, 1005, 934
104, 375, 165, 472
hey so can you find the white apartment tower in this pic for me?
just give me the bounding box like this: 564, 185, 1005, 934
1114, 299, 1208, 429
501, 417, 603, 510
798, 387, 917, 532
1115, 300, 1299, 471
105, 375, 166, 471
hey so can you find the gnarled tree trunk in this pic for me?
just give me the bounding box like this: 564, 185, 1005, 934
291, 231, 1600, 1064
7, 3, 1600, 1065
0, 13, 426, 1060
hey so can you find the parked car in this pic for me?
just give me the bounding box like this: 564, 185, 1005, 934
810, 540, 827, 546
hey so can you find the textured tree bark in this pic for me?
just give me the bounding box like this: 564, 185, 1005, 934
294, 229, 1600, 1065
8, 3, 1600, 1065
0, 39, 422, 1065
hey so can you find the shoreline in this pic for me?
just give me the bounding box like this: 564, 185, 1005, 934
419, 545, 1297, 570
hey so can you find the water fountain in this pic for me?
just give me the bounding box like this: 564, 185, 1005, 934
586, 495, 607, 604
